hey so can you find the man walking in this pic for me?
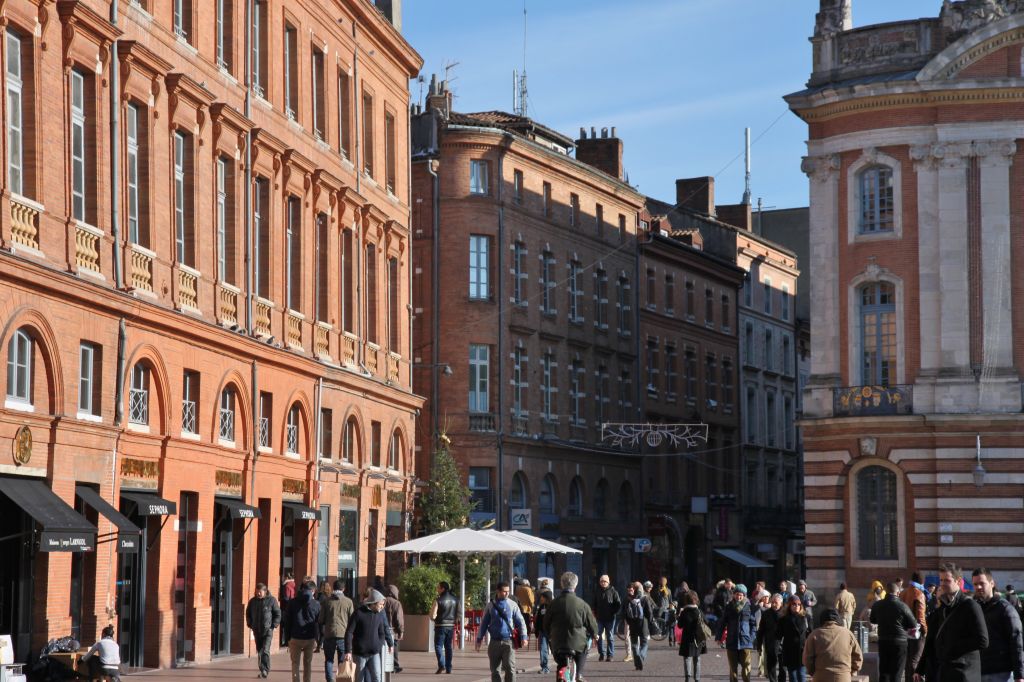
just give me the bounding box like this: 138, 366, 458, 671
871, 581, 918, 682
901, 573, 929, 682
835, 583, 857, 630
971, 568, 1024, 682
319, 579, 354, 682
287, 580, 321, 682
476, 582, 528, 682
593, 574, 621, 662
246, 583, 282, 679
722, 584, 757, 682
804, 609, 863, 682
756, 593, 786, 682
797, 580, 818, 629
546, 571, 598, 682
915, 562, 989, 682
430, 581, 458, 674
383, 585, 405, 673
344, 589, 393, 682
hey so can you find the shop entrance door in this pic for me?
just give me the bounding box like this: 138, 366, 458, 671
211, 507, 234, 656
174, 492, 199, 665
116, 517, 147, 668
0, 499, 32, 659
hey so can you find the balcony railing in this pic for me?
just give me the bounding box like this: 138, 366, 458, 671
468, 413, 496, 432
218, 283, 240, 326
315, 322, 331, 359
833, 384, 913, 417
512, 412, 529, 435
129, 244, 154, 292
177, 266, 199, 310
366, 345, 379, 375
254, 299, 272, 337
342, 333, 357, 365
9, 195, 40, 250
75, 222, 102, 273
286, 311, 303, 349
387, 353, 400, 383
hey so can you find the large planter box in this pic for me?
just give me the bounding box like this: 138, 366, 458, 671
402, 614, 435, 652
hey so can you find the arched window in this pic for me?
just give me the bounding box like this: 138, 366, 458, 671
568, 477, 583, 517
218, 387, 235, 443
342, 416, 358, 463
128, 363, 150, 425
539, 474, 556, 514
859, 166, 894, 233
286, 405, 300, 455
857, 466, 898, 560
618, 481, 634, 521
388, 430, 401, 470
594, 479, 608, 519
5, 328, 32, 404
860, 282, 896, 386
509, 472, 527, 509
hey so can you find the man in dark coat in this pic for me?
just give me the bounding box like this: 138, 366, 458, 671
871, 581, 918, 682
723, 585, 757, 682
545, 571, 597, 682
246, 583, 282, 679
915, 562, 989, 682
383, 585, 405, 673
756, 594, 786, 682
593, 574, 621, 662
287, 580, 321, 682
971, 568, 1024, 682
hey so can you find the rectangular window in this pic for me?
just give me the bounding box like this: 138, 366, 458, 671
860, 167, 895, 233
181, 370, 199, 434
215, 0, 233, 71
646, 268, 656, 309
784, 395, 794, 450
286, 196, 301, 311
595, 270, 608, 328
765, 328, 773, 371
126, 104, 142, 245
781, 284, 791, 321
219, 388, 235, 442
619, 367, 633, 412
6, 330, 31, 403
78, 342, 101, 417
569, 359, 584, 426
783, 334, 792, 376
744, 274, 752, 308
513, 169, 523, 203
258, 392, 272, 449
388, 257, 399, 351
595, 364, 609, 425
541, 250, 555, 314
173, 0, 192, 41
570, 193, 579, 227
468, 235, 490, 300
569, 260, 582, 322
542, 182, 551, 217
470, 159, 488, 195
666, 344, 678, 398
721, 294, 730, 329
596, 203, 604, 238
468, 344, 489, 413
646, 339, 659, 395
338, 69, 351, 156
361, 90, 374, 176
685, 281, 695, 318
618, 214, 626, 242
254, 177, 270, 299
705, 288, 714, 324
705, 354, 718, 408
316, 213, 329, 321
384, 111, 396, 193
766, 391, 777, 447
665, 275, 675, 315
744, 323, 754, 366
128, 364, 149, 425
617, 276, 631, 336
319, 408, 332, 459
312, 46, 326, 140
216, 156, 236, 283
370, 421, 381, 467
763, 277, 772, 315
468, 468, 494, 513
684, 349, 697, 401
542, 352, 555, 420
365, 243, 378, 344
512, 346, 527, 416
513, 241, 527, 306
284, 23, 298, 119
70, 70, 87, 222
722, 360, 733, 411
173, 131, 193, 266
342, 228, 354, 332
251, 0, 267, 97
746, 386, 757, 441
6, 31, 24, 197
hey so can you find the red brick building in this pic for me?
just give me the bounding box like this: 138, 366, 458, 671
411, 80, 647, 597
787, 0, 1024, 595
0, 0, 420, 668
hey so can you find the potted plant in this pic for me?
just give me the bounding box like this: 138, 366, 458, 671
397, 563, 451, 651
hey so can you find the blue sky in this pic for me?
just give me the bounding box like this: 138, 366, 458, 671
403, 0, 940, 210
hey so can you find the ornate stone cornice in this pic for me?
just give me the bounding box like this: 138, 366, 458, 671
792, 88, 1024, 123
908, 139, 1017, 169
801, 154, 841, 183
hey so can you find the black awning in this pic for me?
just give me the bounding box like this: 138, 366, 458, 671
215, 497, 261, 520
0, 477, 96, 552
75, 485, 142, 554
120, 491, 177, 516
283, 501, 320, 522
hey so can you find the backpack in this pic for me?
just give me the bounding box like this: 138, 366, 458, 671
626, 597, 644, 621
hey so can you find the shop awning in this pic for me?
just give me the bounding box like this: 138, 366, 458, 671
215, 497, 261, 520
283, 501, 320, 522
120, 491, 177, 516
0, 477, 96, 552
76, 485, 142, 554
713, 547, 772, 569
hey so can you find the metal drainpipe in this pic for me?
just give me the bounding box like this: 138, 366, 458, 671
426, 159, 439, 442
110, 316, 126, 615
244, 0, 254, 333
109, 0, 122, 288
495, 135, 511, 531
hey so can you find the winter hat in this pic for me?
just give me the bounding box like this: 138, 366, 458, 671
363, 589, 385, 605
797, 580, 807, 587
734, 584, 748, 595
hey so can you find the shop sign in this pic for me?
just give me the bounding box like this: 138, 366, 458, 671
283, 478, 306, 501
341, 483, 361, 500
120, 458, 159, 489
387, 490, 404, 503
510, 508, 531, 530
119, 536, 139, 552
634, 538, 653, 553
13, 425, 31, 465
215, 470, 242, 496
338, 551, 356, 566
372, 485, 382, 507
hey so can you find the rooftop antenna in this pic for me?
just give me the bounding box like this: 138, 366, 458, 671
742, 127, 752, 205
514, 1, 528, 117
417, 74, 425, 108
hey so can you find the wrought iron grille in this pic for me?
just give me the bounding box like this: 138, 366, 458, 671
128, 388, 148, 425
259, 417, 270, 449
286, 423, 299, 454
219, 406, 235, 442
181, 399, 197, 434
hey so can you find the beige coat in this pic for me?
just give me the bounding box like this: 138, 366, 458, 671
834, 589, 857, 617
803, 621, 863, 682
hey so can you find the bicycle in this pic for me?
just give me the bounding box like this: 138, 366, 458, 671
649, 607, 676, 642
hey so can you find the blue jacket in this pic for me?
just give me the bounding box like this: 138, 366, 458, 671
723, 600, 757, 650
477, 598, 527, 644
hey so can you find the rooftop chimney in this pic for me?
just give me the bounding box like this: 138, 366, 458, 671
576, 126, 624, 181
375, 0, 402, 31
717, 202, 753, 231
425, 74, 452, 120
675, 177, 715, 216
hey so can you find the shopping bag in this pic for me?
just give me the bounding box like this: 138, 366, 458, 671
337, 659, 357, 682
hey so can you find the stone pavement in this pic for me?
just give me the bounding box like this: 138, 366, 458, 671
126, 638, 737, 681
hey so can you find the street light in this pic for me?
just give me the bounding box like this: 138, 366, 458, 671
973, 434, 986, 488
414, 362, 452, 376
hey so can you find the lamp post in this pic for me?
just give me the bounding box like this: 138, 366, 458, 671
973, 433, 986, 488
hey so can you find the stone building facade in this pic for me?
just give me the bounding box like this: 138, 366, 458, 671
0, 0, 420, 668
412, 81, 646, 597
787, 0, 1024, 595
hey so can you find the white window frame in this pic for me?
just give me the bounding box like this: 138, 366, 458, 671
128, 363, 149, 426
70, 70, 86, 222
569, 359, 585, 426
311, 47, 324, 139
468, 344, 489, 413
126, 104, 141, 245
251, 0, 265, 97
469, 235, 490, 300
763, 276, 772, 315
847, 150, 902, 243
286, 197, 300, 311
6, 329, 32, 406
617, 276, 631, 336
513, 346, 527, 416
286, 406, 300, 455
182, 371, 198, 435
595, 270, 608, 329
78, 342, 97, 416
173, 0, 187, 39
6, 31, 23, 197
541, 250, 555, 314
217, 156, 228, 281
388, 432, 400, 470
765, 390, 776, 447
569, 260, 582, 322
215, 0, 228, 68
219, 388, 235, 444
781, 284, 791, 321
542, 351, 556, 421
765, 328, 773, 372
173, 131, 187, 263
745, 385, 757, 443
284, 24, 296, 120
513, 241, 527, 306
470, 159, 488, 195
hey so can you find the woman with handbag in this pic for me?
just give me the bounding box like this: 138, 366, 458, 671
678, 591, 708, 682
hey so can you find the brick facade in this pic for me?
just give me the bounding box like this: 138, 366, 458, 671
0, 0, 421, 667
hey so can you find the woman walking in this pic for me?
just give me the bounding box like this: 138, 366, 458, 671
779, 595, 809, 682
678, 591, 707, 682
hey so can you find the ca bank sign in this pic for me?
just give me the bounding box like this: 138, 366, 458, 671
510, 508, 532, 530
